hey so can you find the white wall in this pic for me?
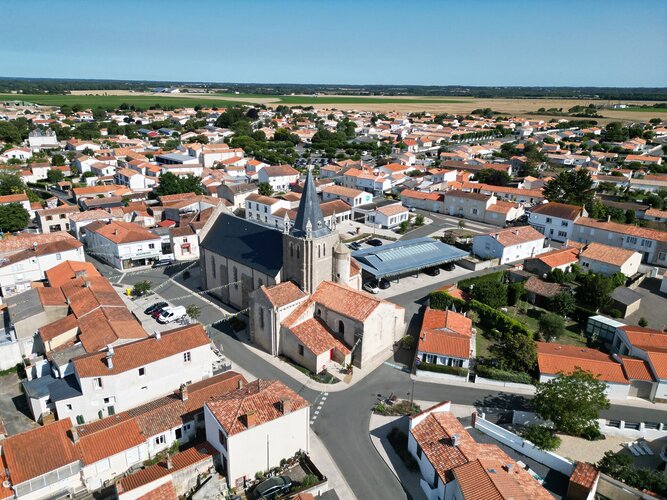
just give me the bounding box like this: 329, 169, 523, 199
82, 444, 147, 491
529, 213, 574, 242
204, 404, 310, 487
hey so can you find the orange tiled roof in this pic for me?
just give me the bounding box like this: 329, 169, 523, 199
570, 461, 599, 490
580, 242, 638, 267
312, 281, 383, 322
260, 282, 307, 308
574, 217, 667, 243
646, 351, 667, 379
136, 482, 178, 500
619, 356, 655, 382
289, 317, 351, 356
86, 220, 159, 244
72, 324, 209, 377
206, 379, 309, 436
45, 261, 101, 288
485, 226, 545, 247
536, 342, 628, 384
532, 247, 579, 268
620, 326, 667, 353
418, 308, 472, 358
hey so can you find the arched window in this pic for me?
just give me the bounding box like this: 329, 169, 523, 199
318, 245, 321, 258
258, 278, 263, 287
259, 307, 265, 329
296, 246, 300, 259
323, 244, 326, 257
290, 243, 293, 257
338, 320, 345, 335
211, 256, 216, 278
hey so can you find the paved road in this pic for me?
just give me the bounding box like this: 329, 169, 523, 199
86, 255, 667, 499
401, 209, 499, 241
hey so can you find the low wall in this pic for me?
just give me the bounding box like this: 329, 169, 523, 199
0, 341, 21, 371
475, 376, 535, 391
475, 416, 574, 476
596, 473, 655, 500
457, 257, 499, 271
416, 369, 467, 382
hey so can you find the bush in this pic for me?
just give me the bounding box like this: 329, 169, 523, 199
507, 282, 524, 306
387, 428, 419, 472
429, 291, 468, 311
418, 362, 468, 377
609, 309, 622, 319
638, 317, 648, 327
476, 365, 533, 384
399, 335, 415, 349
458, 271, 504, 291
469, 300, 532, 337
522, 425, 561, 451
469, 280, 508, 309
598, 451, 667, 496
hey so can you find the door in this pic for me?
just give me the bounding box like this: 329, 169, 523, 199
330, 349, 334, 360
107, 405, 115, 416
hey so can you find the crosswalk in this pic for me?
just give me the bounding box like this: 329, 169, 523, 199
310, 391, 329, 425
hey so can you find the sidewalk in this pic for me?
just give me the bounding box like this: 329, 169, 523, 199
309, 429, 357, 500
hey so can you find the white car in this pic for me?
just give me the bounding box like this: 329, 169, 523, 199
157, 305, 187, 324
363, 282, 380, 294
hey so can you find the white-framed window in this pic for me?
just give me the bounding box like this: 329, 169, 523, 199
149, 243, 155, 249
183, 351, 191, 363
93, 377, 102, 390
154, 435, 166, 445
56, 253, 62, 260
627, 236, 638, 244
138, 367, 145, 376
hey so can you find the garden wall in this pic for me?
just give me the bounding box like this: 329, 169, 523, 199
416, 369, 467, 382
475, 376, 535, 391
475, 415, 575, 476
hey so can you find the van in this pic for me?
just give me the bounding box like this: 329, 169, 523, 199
156, 305, 187, 324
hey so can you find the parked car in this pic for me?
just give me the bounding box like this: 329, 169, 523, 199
144, 301, 168, 315
255, 476, 292, 499
348, 242, 361, 250
363, 281, 380, 294
442, 262, 456, 271
366, 238, 383, 247
152, 259, 172, 268
379, 278, 391, 289
424, 267, 440, 276
156, 305, 187, 324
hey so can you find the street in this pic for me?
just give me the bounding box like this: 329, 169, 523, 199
86, 255, 667, 500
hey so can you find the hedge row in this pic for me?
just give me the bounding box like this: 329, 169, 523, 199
418, 363, 468, 377
458, 271, 505, 291
429, 291, 468, 311
468, 299, 532, 337
476, 365, 533, 384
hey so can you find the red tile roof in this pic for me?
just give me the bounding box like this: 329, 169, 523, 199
206, 379, 309, 436
289, 317, 351, 356
619, 356, 655, 382
137, 482, 178, 500
531, 202, 583, 221
536, 342, 628, 384
485, 226, 545, 247
260, 282, 307, 308
620, 326, 667, 353
570, 461, 599, 490
77, 419, 144, 465
647, 351, 667, 379
45, 261, 101, 288
580, 243, 638, 267
532, 247, 579, 269
73, 324, 209, 377
86, 220, 159, 244
312, 281, 384, 322
418, 308, 472, 358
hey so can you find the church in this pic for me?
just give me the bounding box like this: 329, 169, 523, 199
200, 169, 405, 370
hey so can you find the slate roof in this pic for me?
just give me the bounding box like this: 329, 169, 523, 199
292, 168, 329, 238
200, 213, 283, 277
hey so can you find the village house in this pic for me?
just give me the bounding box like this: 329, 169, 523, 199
204, 379, 310, 488
82, 220, 163, 270
257, 164, 300, 193
36, 205, 80, 233
529, 202, 587, 242
217, 182, 258, 209
321, 184, 373, 207
416, 308, 473, 379
578, 242, 642, 277
472, 226, 546, 264
444, 190, 524, 226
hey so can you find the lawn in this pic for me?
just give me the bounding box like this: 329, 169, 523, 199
0, 93, 252, 109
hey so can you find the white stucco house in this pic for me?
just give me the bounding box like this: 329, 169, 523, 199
529, 202, 587, 243
472, 226, 546, 264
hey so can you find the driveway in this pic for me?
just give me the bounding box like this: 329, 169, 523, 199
0, 373, 39, 435
625, 277, 667, 330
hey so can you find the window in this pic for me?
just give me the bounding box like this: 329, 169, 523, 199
183, 237, 187, 243
149, 243, 155, 249
103, 397, 115, 404
298, 344, 304, 356
66, 404, 72, 411
338, 320, 345, 335
138, 367, 145, 376
561, 221, 569, 227
154, 435, 166, 445
219, 430, 227, 448
93, 377, 102, 390
659, 252, 666, 261
627, 236, 638, 244
641, 239, 652, 248
211, 256, 216, 278
184, 351, 191, 363
558, 231, 567, 238
175, 428, 182, 440
323, 245, 326, 256
416, 444, 423, 459
471, 208, 478, 215
259, 308, 265, 329
546, 217, 552, 223
56, 253, 62, 260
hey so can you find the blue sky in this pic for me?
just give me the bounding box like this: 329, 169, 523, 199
2, 0, 666, 87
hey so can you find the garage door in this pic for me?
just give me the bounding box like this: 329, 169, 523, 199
628, 381, 653, 399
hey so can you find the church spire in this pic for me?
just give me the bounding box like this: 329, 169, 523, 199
291, 166, 329, 239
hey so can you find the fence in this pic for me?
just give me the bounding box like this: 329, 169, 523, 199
475, 414, 575, 476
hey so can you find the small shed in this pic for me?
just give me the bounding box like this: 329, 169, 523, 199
611, 286, 642, 318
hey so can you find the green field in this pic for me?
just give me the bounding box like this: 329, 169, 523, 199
0, 92, 470, 110
618, 106, 667, 113
0, 93, 252, 109
276, 95, 470, 104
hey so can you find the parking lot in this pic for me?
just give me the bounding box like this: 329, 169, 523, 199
369, 263, 471, 300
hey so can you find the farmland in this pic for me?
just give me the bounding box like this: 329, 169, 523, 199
0, 93, 252, 109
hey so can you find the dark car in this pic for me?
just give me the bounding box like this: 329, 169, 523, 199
379, 278, 391, 289
424, 267, 440, 276
442, 262, 455, 271
348, 242, 361, 251
254, 475, 292, 499
366, 238, 383, 247
151, 306, 168, 319
152, 259, 172, 269
144, 301, 167, 315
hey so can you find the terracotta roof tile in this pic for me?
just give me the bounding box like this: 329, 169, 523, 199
620, 326, 667, 353
289, 317, 351, 356
537, 342, 628, 384
137, 482, 178, 500
484, 226, 545, 247
77, 418, 144, 465
570, 461, 599, 490
531, 202, 583, 221
261, 282, 307, 308
206, 380, 309, 436
312, 281, 383, 322
45, 261, 101, 288
580, 242, 638, 267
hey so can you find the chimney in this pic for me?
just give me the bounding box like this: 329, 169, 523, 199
451, 434, 460, 446
471, 411, 477, 428
74, 270, 88, 279
244, 411, 256, 428
280, 397, 292, 414
153, 330, 161, 340
237, 379, 244, 390
606, 214, 611, 223
166, 454, 173, 470
180, 383, 188, 401
33, 242, 38, 252
503, 463, 514, 473
71, 427, 80, 443
113, 229, 118, 235
105, 345, 114, 370
84, 280, 91, 288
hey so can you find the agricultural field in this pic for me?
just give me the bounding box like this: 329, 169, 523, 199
0, 93, 252, 109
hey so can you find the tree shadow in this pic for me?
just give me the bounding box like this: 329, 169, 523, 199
474, 392, 531, 413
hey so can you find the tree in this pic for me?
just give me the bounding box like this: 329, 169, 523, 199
638, 317, 648, 327
543, 169, 595, 206
475, 169, 511, 186
469, 280, 508, 309
0, 203, 30, 232
533, 368, 609, 437
414, 214, 425, 226
186, 304, 201, 322
490, 331, 537, 372
47, 169, 65, 183
575, 273, 614, 311
549, 292, 576, 317
258, 182, 273, 197
507, 282, 524, 306
521, 425, 561, 451
51, 154, 66, 166
132, 280, 152, 297
0, 173, 27, 195
539, 312, 565, 340
398, 220, 410, 234
597, 451, 667, 496
155, 172, 203, 196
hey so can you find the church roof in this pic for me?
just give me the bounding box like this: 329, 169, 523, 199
200, 213, 283, 277
291, 168, 330, 239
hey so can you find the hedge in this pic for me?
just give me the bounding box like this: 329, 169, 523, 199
458, 271, 504, 291
476, 365, 533, 384
429, 291, 468, 311
418, 363, 468, 377
469, 300, 532, 337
